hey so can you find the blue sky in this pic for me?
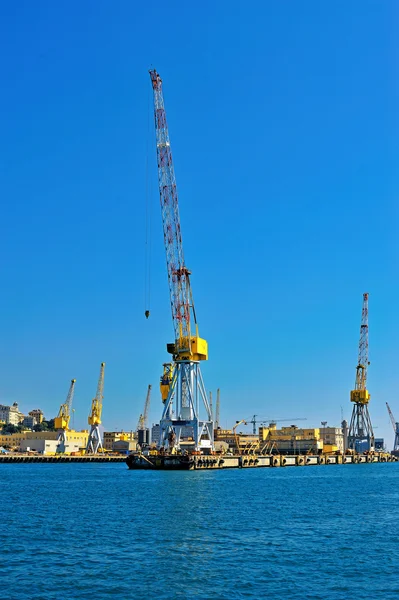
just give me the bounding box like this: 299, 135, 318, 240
0, 1, 397, 446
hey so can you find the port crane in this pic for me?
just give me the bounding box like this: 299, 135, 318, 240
86, 362, 105, 454
136, 385, 152, 432
249, 415, 307, 434
348, 293, 374, 451
215, 389, 220, 429
55, 379, 76, 447
386, 403, 399, 452
149, 69, 213, 451
233, 420, 247, 454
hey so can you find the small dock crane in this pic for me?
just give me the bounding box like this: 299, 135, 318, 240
55, 379, 76, 448
86, 362, 105, 454
136, 385, 152, 432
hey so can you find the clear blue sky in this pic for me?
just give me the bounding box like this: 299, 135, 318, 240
0, 1, 397, 446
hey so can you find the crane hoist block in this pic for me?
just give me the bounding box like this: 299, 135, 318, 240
350, 389, 370, 404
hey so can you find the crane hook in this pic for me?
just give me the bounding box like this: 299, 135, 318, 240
145, 310, 150, 319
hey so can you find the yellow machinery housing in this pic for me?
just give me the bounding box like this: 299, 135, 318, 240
350, 389, 370, 405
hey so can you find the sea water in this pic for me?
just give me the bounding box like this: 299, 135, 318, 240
1, 462, 399, 600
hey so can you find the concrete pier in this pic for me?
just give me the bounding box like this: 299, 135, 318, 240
0, 454, 126, 463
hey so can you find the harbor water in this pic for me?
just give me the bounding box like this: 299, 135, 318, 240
1, 462, 399, 600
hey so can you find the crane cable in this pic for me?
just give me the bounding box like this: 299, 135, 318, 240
144, 84, 152, 319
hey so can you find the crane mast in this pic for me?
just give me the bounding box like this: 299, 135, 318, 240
149, 69, 213, 451
386, 403, 399, 453
55, 378, 76, 448
86, 362, 105, 454
348, 293, 374, 451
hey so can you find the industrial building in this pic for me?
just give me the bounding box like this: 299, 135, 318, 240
103, 431, 135, 451
319, 427, 344, 453
259, 424, 324, 455
0, 430, 89, 454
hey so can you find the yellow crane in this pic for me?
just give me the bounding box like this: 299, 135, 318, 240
86, 362, 105, 454
55, 379, 76, 448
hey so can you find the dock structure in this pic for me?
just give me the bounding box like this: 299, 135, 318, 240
126, 452, 397, 470
0, 454, 125, 463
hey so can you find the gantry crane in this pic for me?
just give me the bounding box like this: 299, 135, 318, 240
348, 293, 374, 451
386, 403, 399, 452
55, 379, 76, 447
149, 69, 213, 451
249, 415, 307, 434
136, 385, 152, 432
86, 362, 105, 454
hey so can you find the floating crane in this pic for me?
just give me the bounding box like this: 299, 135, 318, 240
136, 385, 152, 432
86, 362, 105, 454
149, 69, 213, 451
249, 415, 307, 434
55, 379, 76, 447
386, 403, 399, 453
348, 293, 374, 451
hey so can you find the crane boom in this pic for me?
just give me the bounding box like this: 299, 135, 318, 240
55, 379, 76, 431
351, 293, 370, 403
386, 402, 396, 432
215, 389, 220, 429
137, 385, 152, 431
149, 69, 207, 362
386, 402, 399, 452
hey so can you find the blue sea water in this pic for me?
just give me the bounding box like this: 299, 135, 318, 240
1, 462, 399, 600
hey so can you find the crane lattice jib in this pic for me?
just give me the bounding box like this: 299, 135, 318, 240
143, 385, 152, 430
355, 293, 369, 390
56, 379, 76, 429
149, 70, 192, 346
89, 362, 105, 426
386, 402, 396, 432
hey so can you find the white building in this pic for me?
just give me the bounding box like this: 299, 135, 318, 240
319, 427, 344, 452
0, 403, 23, 425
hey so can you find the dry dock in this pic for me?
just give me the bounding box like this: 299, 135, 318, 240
126, 452, 397, 470
0, 454, 125, 463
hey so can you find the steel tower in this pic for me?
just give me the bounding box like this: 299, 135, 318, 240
86, 362, 105, 454
149, 69, 213, 452
348, 293, 374, 451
